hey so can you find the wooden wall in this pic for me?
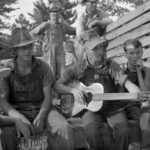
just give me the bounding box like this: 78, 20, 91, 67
105, 1, 150, 67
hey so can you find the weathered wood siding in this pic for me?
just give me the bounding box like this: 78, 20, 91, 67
105, 1, 150, 67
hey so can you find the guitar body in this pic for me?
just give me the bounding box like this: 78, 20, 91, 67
61, 82, 104, 116
72, 82, 104, 116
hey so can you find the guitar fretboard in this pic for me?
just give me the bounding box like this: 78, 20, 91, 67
93, 93, 138, 101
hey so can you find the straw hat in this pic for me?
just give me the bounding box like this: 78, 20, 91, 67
11, 27, 35, 48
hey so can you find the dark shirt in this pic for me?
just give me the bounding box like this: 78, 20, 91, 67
0, 57, 54, 122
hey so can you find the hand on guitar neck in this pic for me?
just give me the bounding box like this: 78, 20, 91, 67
138, 91, 150, 102
60, 82, 150, 117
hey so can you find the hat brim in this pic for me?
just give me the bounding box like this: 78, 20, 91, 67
12, 39, 36, 48
84, 37, 106, 50
80, 0, 98, 3
48, 9, 62, 13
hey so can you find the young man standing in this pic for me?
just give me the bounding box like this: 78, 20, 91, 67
0, 27, 54, 150
31, 2, 76, 79
122, 39, 150, 149
53, 31, 142, 150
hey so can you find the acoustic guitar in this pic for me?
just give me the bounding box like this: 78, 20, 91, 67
60, 81, 141, 117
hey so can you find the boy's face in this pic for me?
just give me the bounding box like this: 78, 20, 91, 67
15, 44, 33, 61
125, 44, 143, 66
87, 44, 104, 65
50, 12, 60, 24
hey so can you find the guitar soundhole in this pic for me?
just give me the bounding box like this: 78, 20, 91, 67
84, 92, 92, 105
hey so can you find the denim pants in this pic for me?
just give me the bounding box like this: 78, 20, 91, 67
46, 109, 110, 150
140, 107, 150, 149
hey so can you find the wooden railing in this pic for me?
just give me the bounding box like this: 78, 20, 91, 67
105, 1, 150, 67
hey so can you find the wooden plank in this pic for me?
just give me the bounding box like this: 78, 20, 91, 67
106, 1, 150, 32
107, 23, 150, 50
106, 11, 150, 40
107, 35, 150, 58
144, 61, 150, 67
107, 46, 124, 58
113, 48, 150, 64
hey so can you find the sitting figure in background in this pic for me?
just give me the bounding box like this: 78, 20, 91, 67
0, 27, 54, 150
76, 0, 112, 38
31, 2, 76, 80
122, 39, 150, 149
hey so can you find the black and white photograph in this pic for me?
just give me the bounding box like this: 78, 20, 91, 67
0, 0, 150, 150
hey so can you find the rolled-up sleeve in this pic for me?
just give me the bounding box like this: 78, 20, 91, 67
108, 60, 128, 86
41, 62, 55, 87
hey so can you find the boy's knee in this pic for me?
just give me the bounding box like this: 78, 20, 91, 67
2, 127, 17, 138
114, 123, 129, 137
1, 127, 18, 150
85, 122, 98, 135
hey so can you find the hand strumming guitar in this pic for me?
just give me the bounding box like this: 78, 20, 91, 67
70, 88, 85, 105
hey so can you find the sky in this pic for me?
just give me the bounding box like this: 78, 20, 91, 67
3, 0, 48, 34
10, 0, 47, 24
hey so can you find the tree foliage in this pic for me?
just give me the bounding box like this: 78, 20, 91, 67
28, 0, 76, 28
0, 0, 18, 31
28, 0, 49, 27
29, 0, 148, 28
98, 0, 149, 17
14, 13, 31, 29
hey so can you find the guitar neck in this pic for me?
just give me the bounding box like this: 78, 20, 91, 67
93, 93, 138, 101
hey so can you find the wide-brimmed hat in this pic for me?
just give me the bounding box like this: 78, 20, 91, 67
48, 2, 62, 13
79, 0, 98, 4
81, 29, 108, 51
11, 27, 35, 48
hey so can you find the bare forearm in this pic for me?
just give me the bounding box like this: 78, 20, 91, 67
54, 82, 74, 94
124, 79, 140, 93
137, 71, 149, 91
38, 98, 51, 119
1, 100, 25, 119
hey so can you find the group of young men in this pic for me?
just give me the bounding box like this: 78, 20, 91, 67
0, 0, 150, 150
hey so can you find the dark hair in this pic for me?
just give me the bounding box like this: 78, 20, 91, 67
123, 39, 142, 52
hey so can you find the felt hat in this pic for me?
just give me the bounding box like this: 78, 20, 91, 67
11, 27, 35, 48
